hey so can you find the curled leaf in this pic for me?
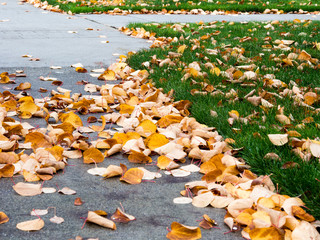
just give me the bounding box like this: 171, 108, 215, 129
166, 222, 201, 240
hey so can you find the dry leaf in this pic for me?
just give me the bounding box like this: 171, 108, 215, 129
58, 187, 76, 195
248, 226, 282, 240
50, 215, 64, 224
268, 134, 288, 146
16, 219, 44, 231
120, 168, 144, 185
87, 167, 108, 176
83, 148, 104, 164
12, 182, 42, 196
87, 211, 116, 230
74, 197, 84, 206
0, 164, 15, 178
0, 212, 9, 224
173, 197, 193, 204
166, 222, 201, 240
31, 209, 48, 216
102, 165, 123, 178
111, 208, 135, 223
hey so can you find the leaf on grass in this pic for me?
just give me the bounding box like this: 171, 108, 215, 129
310, 141, 320, 158
0, 212, 9, 224
111, 208, 135, 223
12, 182, 42, 196
16, 219, 44, 231
83, 147, 104, 164
58, 187, 76, 195
50, 215, 64, 224
268, 134, 288, 146
120, 168, 144, 185
166, 222, 201, 240
87, 211, 116, 230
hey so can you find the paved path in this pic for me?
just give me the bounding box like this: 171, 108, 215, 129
1, 1, 320, 239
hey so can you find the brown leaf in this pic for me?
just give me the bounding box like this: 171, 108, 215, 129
111, 208, 136, 223
12, 182, 42, 196
16, 219, 44, 231
166, 222, 201, 240
0, 212, 9, 224
75, 67, 87, 73
74, 197, 84, 206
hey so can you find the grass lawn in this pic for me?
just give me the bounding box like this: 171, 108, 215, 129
122, 20, 320, 217
40, 0, 320, 14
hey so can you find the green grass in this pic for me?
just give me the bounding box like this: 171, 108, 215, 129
126, 21, 320, 217
42, 0, 320, 14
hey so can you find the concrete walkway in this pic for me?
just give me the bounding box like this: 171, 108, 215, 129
0, 1, 319, 239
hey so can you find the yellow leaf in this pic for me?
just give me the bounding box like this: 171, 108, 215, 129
83, 148, 104, 164
91, 116, 106, 132
135, 119, 157, 137
157, 155, 179, 170
59, 112, 83, 128
75, 67, 87, 73
157, 115, 184, 128
166, 222, 201, 240
248, 226, 282, 240
14, 82, 31, 90
177, 45, 187, 54
98, 70, 116, 81
120, 168, 144, 185
119, 104, 135, 114
145, 133, 169, 151
0, 72, 10, 84
128, 150, 152, 164
18, 101, 40, 115
23, 170, 41, 182
210, 67, 221, 76
0, 164, 15, 178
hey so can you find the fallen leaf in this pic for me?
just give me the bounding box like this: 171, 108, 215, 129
87, 167, 108, 176
50, 215, 64, 224
86, 211, 116, 230
248, 226, 282, 240
102, 165, 123, 178
166, 222, 201, 240
0, 212, 9, 224
173, 197, 193, 204
58, 187, 76, 195
16, 218, 44, 231
120, 168, 144, 185
111, 208, 136, 223
74, 197, 84, 206
268, 134, 288, 146
31, 209, 48, 216
83, 147, 104, 164
12, 182, 42, 196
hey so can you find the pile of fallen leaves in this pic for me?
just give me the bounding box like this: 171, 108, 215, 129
1, 54, 320, 238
